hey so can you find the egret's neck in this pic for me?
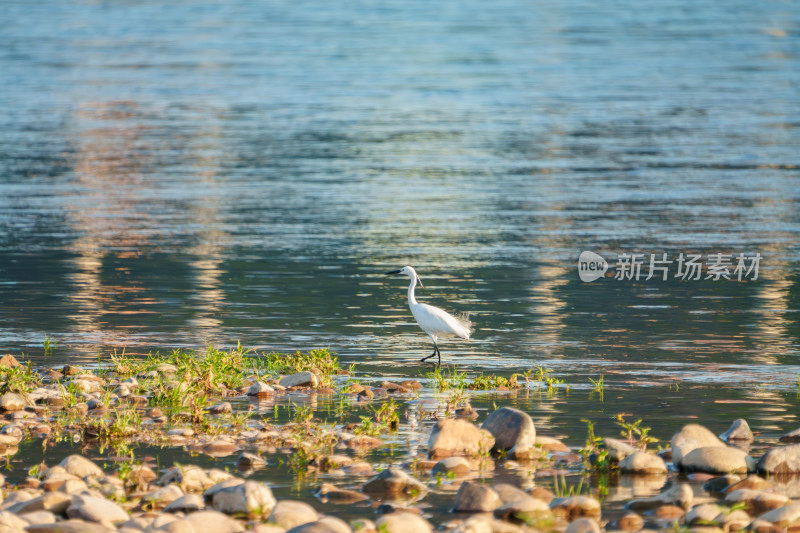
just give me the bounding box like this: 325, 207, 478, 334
407, 276, 418, 306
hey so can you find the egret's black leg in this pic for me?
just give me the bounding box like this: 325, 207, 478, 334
436, 344, 441, 367
420, 347, 437, 363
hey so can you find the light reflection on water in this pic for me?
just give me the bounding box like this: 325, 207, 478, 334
0, 0, 799, 449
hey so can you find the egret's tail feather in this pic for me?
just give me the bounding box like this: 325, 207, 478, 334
455, 313, 473, 339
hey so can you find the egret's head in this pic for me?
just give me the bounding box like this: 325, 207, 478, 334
385, 266, 423, 287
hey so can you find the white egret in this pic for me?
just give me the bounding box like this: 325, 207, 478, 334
385, 266, 472, 366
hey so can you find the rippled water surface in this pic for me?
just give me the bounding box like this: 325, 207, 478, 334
1, 0, 800, 438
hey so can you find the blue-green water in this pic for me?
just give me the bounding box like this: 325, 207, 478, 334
1, 0, 799, 439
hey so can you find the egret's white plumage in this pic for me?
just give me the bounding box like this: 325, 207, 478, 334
385, 266, 472, 366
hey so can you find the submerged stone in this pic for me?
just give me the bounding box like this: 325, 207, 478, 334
481, 407, 537, 459
428, 419, 494, 458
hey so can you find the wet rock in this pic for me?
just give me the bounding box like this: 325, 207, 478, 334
25, 518, 116, 532
208, 402, 233, 414
156, 518, 196, 533
779, 428, 800, 443
428, 419, 494, 458
492, 483, 531, 505
375, 502, 419, 516
237, 452, 266, 469
315, 516, 356, 533
530, 486, 555, 504
671, 424, 725, 468
206, 468, 235, 485
343, 434, 382, 450
253, 525, 288, 533
536, 436, 570, 452
748, 519, 783, 533
681, 446, 755, 474
757, 443, 800, 475
724, 489, 788, 516
720, 419, 754, 442
450, 516, 512, 533
59, 455, 104, 478
42, 472, 81, 493
7, 492, 73, 514
493, 496, 551, 523
315, 483, 369, 503
375, 512, 432, 533
356, 388, 373, 400
399, 380, 422, 391
381, 382, 410, 394
702, 474, 742, 493
183, 510, 245, 532
550, 496, 602, 521
167, 427, 194, 438
202, 479, 244, 500
155, 363, 178, 374
0, 354, 20, 367
685, 503, 725, 526
268, 500, 320, 529
453, 481, 503, 512
614, 512, 644, 531
481, 407, 536, 459
70, 378, 102, 394
286, 517, 352, 533
726, 509, 752, 531
143, 484, 184, 510
208, 480, 276, 514
725, 474, 773, 493
432, 457, 471, 477
362, 467, 426, 498
755, 503, 800, 528
0, 392, 26, 411
201, 440, 239, 457
246, 382, 275, 397
122, 465, 157, 487
618, 452, 668, 474
279, 371, 319, 388
565, 517, 601, 533
159, 465, 213, 492
369, 388, 389, 400
343, 383, 365, 394
164, 493, 205, 513
349, 519, 376, 533
65, 495, 129, 524
19, 510, 57, 525
653, 505, 686, 519
627, 483, 693, 511
603, 437, 637, 463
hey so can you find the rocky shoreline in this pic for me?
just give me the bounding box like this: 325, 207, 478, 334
1, 349, 800, 532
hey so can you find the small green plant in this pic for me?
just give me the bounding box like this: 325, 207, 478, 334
290, 402, 314, 425
353, 416, 383, 436
0, 363, 40, 394
577, 419, 610, 471
373, 399, 400, 430
434, 470, 455, 487
614, 413, 659, 451
445, 387, 468, 415
553, 472, 586, 497
43, 335, 57, 355
427, 366, 467, 391
533, 367, 565, 391
588, 375, 604, 391
468, 373, 520, 390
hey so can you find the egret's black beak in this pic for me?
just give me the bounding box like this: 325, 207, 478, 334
385, 269, 402, 275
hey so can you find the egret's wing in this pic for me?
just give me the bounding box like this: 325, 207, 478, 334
414, 303, 472, 339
